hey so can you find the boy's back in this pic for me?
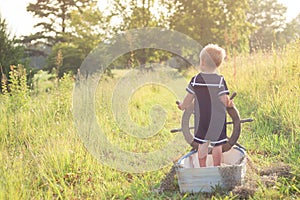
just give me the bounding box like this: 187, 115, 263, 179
187, 72, 229, 145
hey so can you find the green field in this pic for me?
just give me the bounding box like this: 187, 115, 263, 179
0, 41, 299, 199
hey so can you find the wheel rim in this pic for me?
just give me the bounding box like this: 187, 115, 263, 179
181, 103, 241, 152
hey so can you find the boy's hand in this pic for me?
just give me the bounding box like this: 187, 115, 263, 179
227, 92, 236, 108
178, 103, 184, 110
227, 99, 234, 108
177, 93, 194, 110
219, 95, 234, 108
176, 101, 183, 110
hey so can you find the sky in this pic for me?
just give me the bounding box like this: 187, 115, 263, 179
0, 0, 299, 37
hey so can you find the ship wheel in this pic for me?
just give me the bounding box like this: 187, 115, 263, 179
180, 92, 241, 152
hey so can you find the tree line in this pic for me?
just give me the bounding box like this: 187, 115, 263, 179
0, 0, 299, 81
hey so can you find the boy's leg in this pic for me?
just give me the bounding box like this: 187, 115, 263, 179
212, 145, 222, 166
198, 142, 209, 167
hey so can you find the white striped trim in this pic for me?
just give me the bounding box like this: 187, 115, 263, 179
186, 87, 195, 94
194, 137, 208, 143
194, 137, 228, 144
218, 90, 229, 96
192, 83, 224, 87
191, 75, 224, 87
219, 77, 224, 88
210, 138, 228, 144
191, 74, 198, 86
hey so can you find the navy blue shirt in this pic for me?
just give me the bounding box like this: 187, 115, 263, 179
186, 73, 229, 145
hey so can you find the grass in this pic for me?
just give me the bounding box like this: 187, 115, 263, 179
0, 41, 300, 199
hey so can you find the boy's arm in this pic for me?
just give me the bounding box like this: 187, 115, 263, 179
178, 93, 194, 110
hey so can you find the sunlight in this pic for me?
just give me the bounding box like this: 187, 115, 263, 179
0, 0, 299, 37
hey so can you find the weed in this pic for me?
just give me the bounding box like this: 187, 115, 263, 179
0, 41, 299, 199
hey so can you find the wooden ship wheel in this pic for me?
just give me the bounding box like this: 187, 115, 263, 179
172, 92, 253, 152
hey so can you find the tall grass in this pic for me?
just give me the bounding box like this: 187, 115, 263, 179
221, 42, 300, 198
222, 42, 299, 165
0, 41, 299, 199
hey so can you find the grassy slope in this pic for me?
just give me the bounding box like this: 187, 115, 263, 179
0, 41, 299, 199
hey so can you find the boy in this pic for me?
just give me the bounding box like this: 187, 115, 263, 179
178, 44, 233, 167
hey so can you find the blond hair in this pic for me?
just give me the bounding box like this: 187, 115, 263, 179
199, 44, 226, 68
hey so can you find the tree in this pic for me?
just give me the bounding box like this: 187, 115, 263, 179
247, 0, 287, 51
108, 0, 162, 31
280, 13, 300, 44
0, 15, 25, 85
46, 2, 108, 77
108, 0, 174, 68
169, 0, 252, 53
24, 0, 94, 47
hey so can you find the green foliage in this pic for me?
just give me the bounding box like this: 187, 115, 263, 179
42, 2, 107, 77
1, 65, 29, 152
281, 14, 300, 44
247, 0, 287, 51
2, 65, 29, 112
0, 16, 26, 83
109, 0, 164, 31
170, 0, 253, 52
31, 70, 56, 94
222, 40, 300, 168
47, 43, 83, 78
25, 0, 94, 46
1, 42, 300, 199
1, 0, 300, 196
68, 3, 107, 55
21, 0, 300, 75
108, 0, 172, 67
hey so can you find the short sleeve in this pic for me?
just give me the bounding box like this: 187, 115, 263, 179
217, 77, 229, 96
186, 77, 195, 94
